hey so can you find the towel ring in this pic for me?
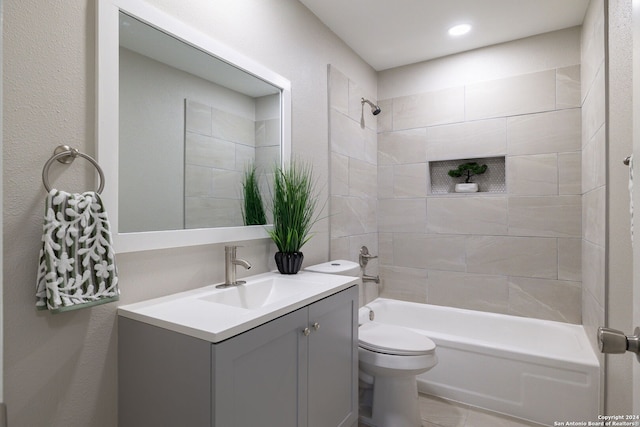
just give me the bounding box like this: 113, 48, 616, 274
42, 145, 105, 194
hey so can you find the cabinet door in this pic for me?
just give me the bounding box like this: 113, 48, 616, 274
212, 307, 309, 427
118, 317, 212, 427
307, 286, 358, 427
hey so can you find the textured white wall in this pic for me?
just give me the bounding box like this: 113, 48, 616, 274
2, 0, 375, 425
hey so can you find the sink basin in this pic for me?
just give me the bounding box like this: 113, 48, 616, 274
199, 277, 306, 309
118, 270, 359, 342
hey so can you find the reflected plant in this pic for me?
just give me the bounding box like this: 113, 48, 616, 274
241, 163, 267, 226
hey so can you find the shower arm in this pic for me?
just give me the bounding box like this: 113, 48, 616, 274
361, 98, 375, 108
361, 98, 381, 115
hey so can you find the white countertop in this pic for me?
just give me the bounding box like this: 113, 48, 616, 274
118, 271, 359, 343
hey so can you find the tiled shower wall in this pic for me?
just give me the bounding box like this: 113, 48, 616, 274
328, 66, 379, 304
580, 0, 606, 355
377, 66, 583, 323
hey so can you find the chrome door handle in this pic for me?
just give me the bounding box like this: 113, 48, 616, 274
303, 327, 311, 336
598, 327, 640, 361
312, 322, 320, 331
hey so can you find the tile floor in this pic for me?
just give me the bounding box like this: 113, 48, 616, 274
359, 393, 544, 427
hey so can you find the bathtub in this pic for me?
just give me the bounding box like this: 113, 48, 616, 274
363, 298, 601, 426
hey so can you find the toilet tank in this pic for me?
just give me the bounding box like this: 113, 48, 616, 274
304, 260, 360, 277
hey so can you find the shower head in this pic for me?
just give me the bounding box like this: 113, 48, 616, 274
361, 98, 381, 115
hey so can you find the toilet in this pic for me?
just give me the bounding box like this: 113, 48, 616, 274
305, 260, 438, 427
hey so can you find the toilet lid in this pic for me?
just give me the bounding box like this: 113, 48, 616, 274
359, 322, 436, 356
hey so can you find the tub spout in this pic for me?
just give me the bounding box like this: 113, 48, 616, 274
363, 274, 379, 284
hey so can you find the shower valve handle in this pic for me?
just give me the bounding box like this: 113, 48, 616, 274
598, 327, 640, 361
359, 245, 378, 269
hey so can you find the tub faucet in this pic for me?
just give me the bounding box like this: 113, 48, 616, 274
360, 246, 380, 284
217, 246, 252, 288
362, 273, 380, 284
359, 246, 378, 269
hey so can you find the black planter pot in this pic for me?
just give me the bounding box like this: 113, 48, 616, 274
274, 251, 304, 275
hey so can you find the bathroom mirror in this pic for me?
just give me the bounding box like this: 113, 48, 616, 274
97, 0, 291, 253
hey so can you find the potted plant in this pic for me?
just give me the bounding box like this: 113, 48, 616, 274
267, 160, 322, 274
241, 163, 267, 226
448, 161, 488, 193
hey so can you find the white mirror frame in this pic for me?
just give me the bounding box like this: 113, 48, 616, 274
97, 0, 291, 253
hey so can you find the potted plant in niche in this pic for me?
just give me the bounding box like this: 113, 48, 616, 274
267, 160, 322, 274
241, 163, 267, 226
448, 161, 488, 193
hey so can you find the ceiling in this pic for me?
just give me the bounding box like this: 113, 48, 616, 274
299, 0, 590, 71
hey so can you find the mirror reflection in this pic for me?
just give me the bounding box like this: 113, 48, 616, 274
118, 12, 281, 233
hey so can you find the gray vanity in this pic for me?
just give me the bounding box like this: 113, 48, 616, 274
118, 271, 358, 427
98, 1, 356, 424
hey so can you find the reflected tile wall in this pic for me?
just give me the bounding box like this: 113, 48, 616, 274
378, 65, 583, 323
185, 98, 274, 229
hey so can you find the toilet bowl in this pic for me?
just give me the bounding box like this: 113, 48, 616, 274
305, 261, 438, 427
358, 316, 437, 427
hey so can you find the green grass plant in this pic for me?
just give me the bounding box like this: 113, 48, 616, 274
267, 160, 321, 253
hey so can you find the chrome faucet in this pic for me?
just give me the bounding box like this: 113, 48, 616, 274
217, 246, 252, 289
359, 246, 380, 284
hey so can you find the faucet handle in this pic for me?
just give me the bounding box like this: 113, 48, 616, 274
359, 245, 377, 258
359, 246, 378, 268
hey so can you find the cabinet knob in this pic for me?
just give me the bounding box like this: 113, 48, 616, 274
302, 327, 311, 336
312, 322, 320, 331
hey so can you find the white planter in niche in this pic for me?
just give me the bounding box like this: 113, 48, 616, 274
454, 183, 479, 193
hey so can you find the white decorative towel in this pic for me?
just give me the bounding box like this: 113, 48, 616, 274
36, 189, 119, 313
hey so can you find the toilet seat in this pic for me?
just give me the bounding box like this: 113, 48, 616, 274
359, 322, 436, 356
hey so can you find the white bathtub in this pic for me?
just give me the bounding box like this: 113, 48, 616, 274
363, 298, 601, 426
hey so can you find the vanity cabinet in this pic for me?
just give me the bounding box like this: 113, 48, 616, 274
119, 285, 358, 427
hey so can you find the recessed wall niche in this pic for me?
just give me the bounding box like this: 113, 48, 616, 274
429, 156, 506, 195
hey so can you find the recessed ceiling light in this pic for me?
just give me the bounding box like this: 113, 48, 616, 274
448, 24, 471, 36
